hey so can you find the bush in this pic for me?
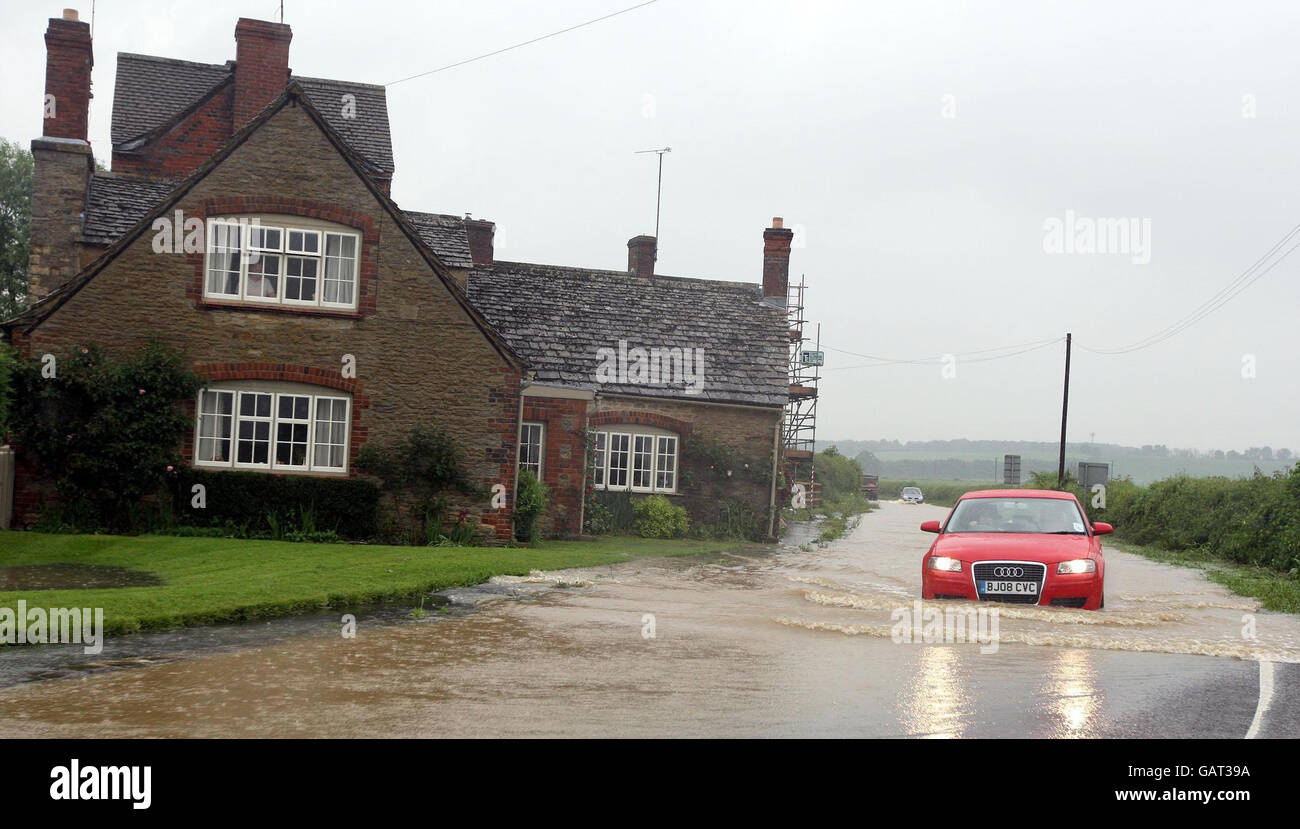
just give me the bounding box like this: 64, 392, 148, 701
813, 446, 863, 502
173, 467, 380, 540
515, 469, 548, 542
10, 341, 203, 531
633, 494, 689, 538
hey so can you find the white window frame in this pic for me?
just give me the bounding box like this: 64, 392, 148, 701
273, 393, 313, 471
631, 434, 655, 492
605, 432, 631, 491
311, 395, 350, 473
194, 387, 350, 474
232, 391, 274, 470
519, 422, 545, 479
202, 219, 360, 312
196, 389, 235, 465
592, 429, 678, 495
655, 435, 678, 492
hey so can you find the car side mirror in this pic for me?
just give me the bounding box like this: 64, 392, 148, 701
1092, 522, 1113, 535
920, 520, 941, 533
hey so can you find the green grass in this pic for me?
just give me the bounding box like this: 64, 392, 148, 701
1110, 540, 1300, 615
0, 531, 746, 636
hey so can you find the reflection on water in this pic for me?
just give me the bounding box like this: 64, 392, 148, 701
1043, 649, 1102, 736
0, 503, 1294, 738
901, 646, 968, 738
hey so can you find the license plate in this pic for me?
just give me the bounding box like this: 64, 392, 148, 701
983, 580, 1038, 595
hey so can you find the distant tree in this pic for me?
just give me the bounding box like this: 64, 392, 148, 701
0, 138, 33, 319
1278, 448, 1293, 461
855, 450, 881, 471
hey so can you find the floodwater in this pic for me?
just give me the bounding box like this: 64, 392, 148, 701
0, 563, 163, 590
1, 502, 1297, 738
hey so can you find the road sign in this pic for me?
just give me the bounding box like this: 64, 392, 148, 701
800, 351, 825, 366
1078, 462, 1109, 490
1003, 455, 1021, 486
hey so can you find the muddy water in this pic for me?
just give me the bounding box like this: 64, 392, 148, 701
0, 502, 1295, 738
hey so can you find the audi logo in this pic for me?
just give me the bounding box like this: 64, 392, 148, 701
992, 566, 1025, 578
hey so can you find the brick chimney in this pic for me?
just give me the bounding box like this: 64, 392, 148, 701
29, 10, 95, 304
762, 217, 792, 303
465, 218, 495, 265
42, 9, 93, 141
627, 235, 656, 279
233, 18, 292, 128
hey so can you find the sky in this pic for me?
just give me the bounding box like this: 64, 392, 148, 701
1, 0, 1297, 453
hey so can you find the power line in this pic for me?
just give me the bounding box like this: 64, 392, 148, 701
1079, 221, 1300, 356
822, 336, 1063, 370
386, 0, 661, 87
823, 337, 1064, 371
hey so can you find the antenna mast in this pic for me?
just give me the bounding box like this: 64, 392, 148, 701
635, 147, 671, 258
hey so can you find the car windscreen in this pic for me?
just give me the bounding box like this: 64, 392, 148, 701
944, 497, 1087, 534
902, 488, 921, 495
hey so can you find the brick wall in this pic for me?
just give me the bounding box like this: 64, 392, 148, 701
113, 84, 236, 180
522, 394, 589, 538
591, 395, 783, 536
14, 103, 522, 541
27, 139, 93, 303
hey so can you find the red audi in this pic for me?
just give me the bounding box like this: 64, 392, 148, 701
919, 490, 1110, 610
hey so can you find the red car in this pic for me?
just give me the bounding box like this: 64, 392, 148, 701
919, 489, 1111, 610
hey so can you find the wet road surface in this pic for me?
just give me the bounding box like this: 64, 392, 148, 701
1, 502, 1296, 738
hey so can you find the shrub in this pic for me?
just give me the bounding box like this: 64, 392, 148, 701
633, 494, 689, 538
172, 467, 380, 540
356, 425, 481, 543
515, 469, 548, 542
10, 341, 203, 531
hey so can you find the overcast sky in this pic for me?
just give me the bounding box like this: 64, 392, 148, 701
2, 0, 1297, 452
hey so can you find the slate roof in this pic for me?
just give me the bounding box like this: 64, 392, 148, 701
79, 174, 472, 268
110, 53, 395, 176
468, 262, 789, 407
82, 173, 178, 245
404, 211, 473, 269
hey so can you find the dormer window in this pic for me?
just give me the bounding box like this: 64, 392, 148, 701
204, 218, 359, 310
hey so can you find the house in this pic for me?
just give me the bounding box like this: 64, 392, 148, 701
4, 11, 797, 542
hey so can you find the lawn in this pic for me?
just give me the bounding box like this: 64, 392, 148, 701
0, 531, 749, 636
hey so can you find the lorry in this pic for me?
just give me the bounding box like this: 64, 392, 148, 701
860, 474, 880, 501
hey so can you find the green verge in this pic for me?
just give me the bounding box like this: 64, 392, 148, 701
1109, 539, 1300, 615
0, 531, 746, 636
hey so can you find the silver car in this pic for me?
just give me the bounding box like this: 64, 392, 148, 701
901, 486, 924, 504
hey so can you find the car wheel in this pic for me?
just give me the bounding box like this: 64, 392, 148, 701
1100, 592, 1105, 609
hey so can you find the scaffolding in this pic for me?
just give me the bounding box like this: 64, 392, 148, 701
784, 274, 821, 509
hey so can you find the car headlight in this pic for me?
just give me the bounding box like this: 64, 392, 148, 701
1056, 559, 1097, 574
927, 556, 962, 572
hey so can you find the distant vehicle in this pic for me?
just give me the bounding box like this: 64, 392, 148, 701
918, 489, 1111, 610
901, 486, 924, 503
861, 474, 879, 501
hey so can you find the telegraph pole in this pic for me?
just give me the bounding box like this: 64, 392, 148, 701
1058, 333, 1072, 488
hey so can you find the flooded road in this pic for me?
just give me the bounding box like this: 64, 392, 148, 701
2, 502, 1297, 738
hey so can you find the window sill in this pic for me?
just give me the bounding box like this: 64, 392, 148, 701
197, 299, 363, 320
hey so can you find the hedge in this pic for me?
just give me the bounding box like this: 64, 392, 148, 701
172, 468, 380, 540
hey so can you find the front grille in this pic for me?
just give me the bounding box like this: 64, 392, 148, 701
972, 562, 1046, 604
935, 593, 967, 601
